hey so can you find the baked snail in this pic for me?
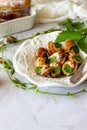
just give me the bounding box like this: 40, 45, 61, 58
62, 39, 75, 52
48, 50, 66, 65
62, 60, 77, 75
50, 63, 61, 78
47, 41, 61, 55
35, 47, 47, 58
34, 39, 83, 78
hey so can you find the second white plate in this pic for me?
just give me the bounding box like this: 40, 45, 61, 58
0, 8, 36, 36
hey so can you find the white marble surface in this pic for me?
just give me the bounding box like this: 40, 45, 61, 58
0, 22, 87, 130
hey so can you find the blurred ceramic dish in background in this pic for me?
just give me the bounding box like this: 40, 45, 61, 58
0, 8, 36, 36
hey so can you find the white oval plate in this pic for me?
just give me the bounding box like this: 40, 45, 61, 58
13, 31, 87, 87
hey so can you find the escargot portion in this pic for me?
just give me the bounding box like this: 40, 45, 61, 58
34, 39, 83, 78
48, 50, 66, 65
62, 60, 77, 76
35, 47, 47, 58
40, 65, 52, 77
47, 41, 61, 55
34, 57, 46, 67
50, 63, 61, 78
62, 39, 75, 52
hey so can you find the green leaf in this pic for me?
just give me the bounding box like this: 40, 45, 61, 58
71, 45, 79, 53
10, 69, 15, 76
55, 31, 82, 43
12, 77, 28, 89
58, 19, 85, 31
80, 28, 87, 34
58, 19, 74, 31
77, 36, 87, 54
58, 19, 73, 26
29, 83, 37, 89
30, 33, 41, 39
4, 59, 14, 70
44, 28, 59, 34
72, 22, 84, 30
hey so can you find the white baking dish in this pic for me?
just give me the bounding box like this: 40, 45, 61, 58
0, 8, 36, 36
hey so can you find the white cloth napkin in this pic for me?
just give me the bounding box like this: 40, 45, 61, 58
32, 0, 87, 23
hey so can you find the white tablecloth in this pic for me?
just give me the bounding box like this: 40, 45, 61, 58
31, 0, 87, 23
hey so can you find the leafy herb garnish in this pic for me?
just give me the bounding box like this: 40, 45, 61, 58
55, 30, 82, 43
58, 19, 73, 26
71, 22, 84, 30
43, 28, 60, 33
58, 19, 85, 31
77, 36, 87, 54
55, 19, 87, 54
